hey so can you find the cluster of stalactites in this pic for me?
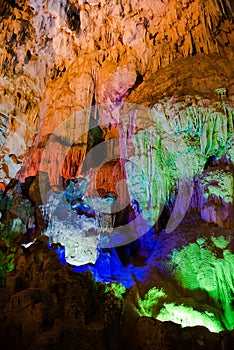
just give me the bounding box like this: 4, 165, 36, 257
120, 101, 233, 227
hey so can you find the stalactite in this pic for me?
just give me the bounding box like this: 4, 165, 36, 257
119, 100, 233, 229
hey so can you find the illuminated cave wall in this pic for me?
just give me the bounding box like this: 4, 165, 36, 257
37, 98, 234, 272
0, 0, 233, 339
0, 0, 234, 184
120, 99, 233, 228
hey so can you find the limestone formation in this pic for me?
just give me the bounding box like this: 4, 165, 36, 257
0, 0, 233, 347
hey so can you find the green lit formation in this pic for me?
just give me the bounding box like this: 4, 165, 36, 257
211, 236, 231, 249
134, 287, 166, 318
104, 283, 126, 299
133, 283, 224, 333
79, 99, 233, 333
123, 101, 233, 224
168, 237, 234, 331
157, 303, 223, 333
199, 170, 233, 203
0, 249, 14, 287
0, 223, 18, 287
103, 235, 233, 333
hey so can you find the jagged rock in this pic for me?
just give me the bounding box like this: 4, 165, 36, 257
136, 317, 234, 350
0, 235, 234, 349
0, 179, 36, 249
0, 236, 124, 350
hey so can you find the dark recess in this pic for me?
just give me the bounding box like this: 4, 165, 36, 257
0, 0, 25, 16
24, 49, 31, 64
65, 1, 81, 34
127, 72, 144, 96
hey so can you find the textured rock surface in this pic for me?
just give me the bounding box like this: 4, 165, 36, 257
0, 236, 124, 350
0, 0, 234, 347
0, 235, 234, 350
196, 167, 233, 227
120, 99, 233, 228
0, 0, 233, 185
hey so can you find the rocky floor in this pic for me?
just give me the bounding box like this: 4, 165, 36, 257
0, 215, 233, 350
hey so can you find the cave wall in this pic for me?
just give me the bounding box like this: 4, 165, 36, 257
0, 1, 233, 344
0, 0, 233, 185
0, 0, 233, 275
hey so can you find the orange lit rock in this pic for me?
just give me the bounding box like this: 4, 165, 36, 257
0, 182, 6, 192
86, 159, 126, 198
0, 0, 233, 201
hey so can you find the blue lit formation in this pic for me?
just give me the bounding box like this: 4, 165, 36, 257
46, 100, 233, 333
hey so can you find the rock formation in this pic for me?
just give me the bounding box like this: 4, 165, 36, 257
0, 0, 233, 348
